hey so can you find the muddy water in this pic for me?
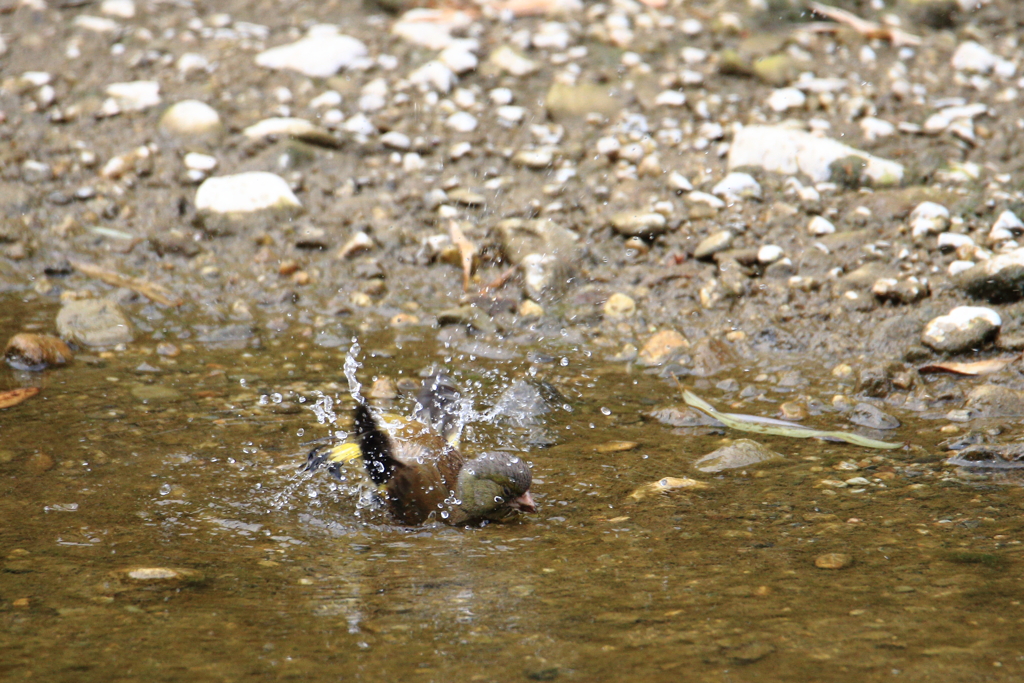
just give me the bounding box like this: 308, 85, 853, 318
3, 294, 1024, 683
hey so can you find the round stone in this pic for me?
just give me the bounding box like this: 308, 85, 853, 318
603, 293, 636, 319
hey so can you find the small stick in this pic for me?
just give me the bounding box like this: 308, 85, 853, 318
69, 259, 183, 307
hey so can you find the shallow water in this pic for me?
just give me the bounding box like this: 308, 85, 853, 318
4, 294, 1024, 683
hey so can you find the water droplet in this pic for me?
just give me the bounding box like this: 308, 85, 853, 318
296, 428, 304, 437
600, 406, 611, 416
159, 484, 171, 496
560, 357, 569, 366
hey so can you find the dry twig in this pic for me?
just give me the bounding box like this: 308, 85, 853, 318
807, 2, 921, 47
69, 259, 183, 307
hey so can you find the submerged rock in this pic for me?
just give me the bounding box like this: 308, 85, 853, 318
693, 439, 783, 473
56, 299, 134, 347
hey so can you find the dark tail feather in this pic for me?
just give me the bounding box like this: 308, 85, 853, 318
354, 402, 397, 485
412, 372, 461, 443
304, 445, 344, 481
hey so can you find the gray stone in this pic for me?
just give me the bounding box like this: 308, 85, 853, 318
848, 403, 900, 430
921, 306, 1000, 353
955, 248, 1024, 302
964, 385, 1024, 418
56, 299, 135, 347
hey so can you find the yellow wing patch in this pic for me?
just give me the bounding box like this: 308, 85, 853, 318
324, 442, 363, 464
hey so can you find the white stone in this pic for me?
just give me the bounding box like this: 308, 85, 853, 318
766, 87, 806, 113
948, 261, 975, 276
687, 191, 726, 209
951, 41, 998, 74
712, 172, 761, 201
408, 61, 456, 93
100, 0, 135, 18
909, 201, 950, 237
392, 8, 474, 50
439, 43, 478, 75
184, 152, 218, 172
808, 215, 835, 236
757, 244, 784, 264
989, 210, 1024, 243
654, 90, 687, 107
596, 136, 621, 157
728, 125, 903, 186
937, 232, 974, 251
255, 26, 367, 78
921, 306, 1001, 353
105, 81, 161, 112
680, 46, 707, 64
532, 22, 571, 51
489, 88, 514, 105
310, 91, 342, 108
195, 172, 301, 217
860, 117, 895, 141
380, 131, 411, 150
74, 15, 120, 33
176, 53, 210, 76
496, 106, 526, 124
342, 113, 377, 137
490, 46, 539, 77
445, 111, 478, 132
159, 100, 222, 137
243, 117, 330, 142
402, 153, 426, 172
667, 171, 693, 192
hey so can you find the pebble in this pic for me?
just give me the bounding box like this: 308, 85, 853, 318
654, 90, 686, 107
439, 42, 478, 75
712, 172, 761, 201
255, 25, 367, 78
766, 87, 806, 112
392, 8, 473, 50
807, 215, 835, 236
814, 553, 852, 570
445, 112, 478, 133
667, 171, 693, 192
176, 53, 210, 76
610, 211, 667, 238
489, 46, 540, 77
195, 172, 302, 232
951, 41, 1001, 74
955, 248, 1024, 303
242, 117, 337, 147
687, 191, 726, 210
728, 125, 903, 186
693, 439, 783, 473
100, 0, 135, 18
496, 106, 526, 125
937, 232, 974, 252
159, 100, 223, 138
921, 306, 1001, 353
859, 117, 895, 140
693, 230, 733, 259
603, 293, 636, 319
512, 148, 554, 169
408, 61, 456, 93
56, 299, 135, 347
104, 81, 161, 113
757, 245, 783, 264
988, 210, 1024, 244
909, 202, 950, 237
638, 329, 688, 365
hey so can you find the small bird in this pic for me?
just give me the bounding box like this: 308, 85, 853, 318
305, 373, 535, 526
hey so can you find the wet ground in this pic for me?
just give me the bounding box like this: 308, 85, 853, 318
6, 0, 1024, 680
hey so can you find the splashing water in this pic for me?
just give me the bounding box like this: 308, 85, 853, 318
344, 340, 363, 403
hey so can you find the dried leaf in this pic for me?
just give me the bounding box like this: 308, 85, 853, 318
0, 387, 40, 409
919, 356, 1020, 376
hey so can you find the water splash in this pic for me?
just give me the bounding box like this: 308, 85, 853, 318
343, 340, 363, 403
